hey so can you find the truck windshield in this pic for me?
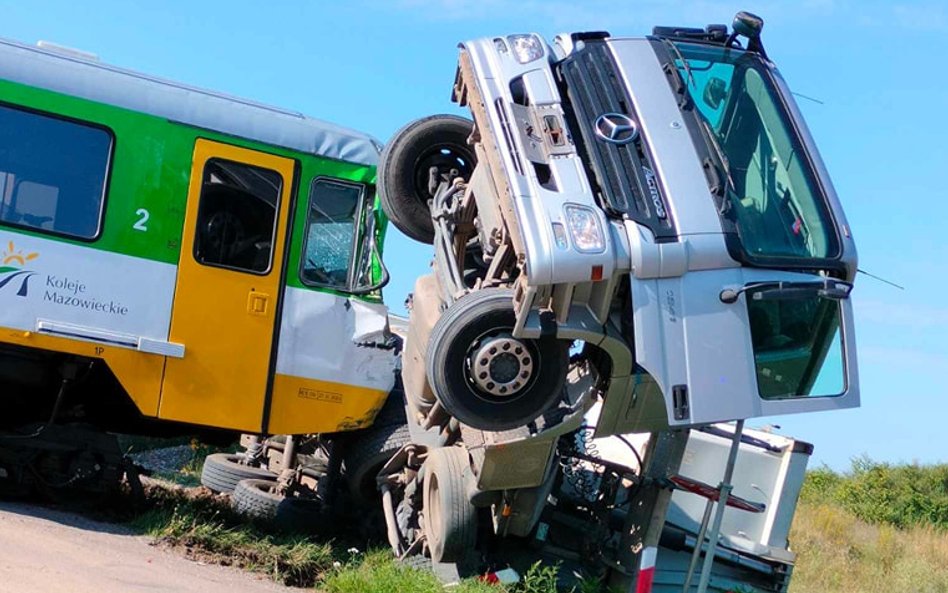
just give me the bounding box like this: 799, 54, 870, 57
672, 42, 839, 263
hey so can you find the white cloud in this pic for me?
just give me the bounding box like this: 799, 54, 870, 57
892, 2, 948, 31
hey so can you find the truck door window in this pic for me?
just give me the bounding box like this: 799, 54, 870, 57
300, 178, 364, 289
193, 158, 282, 274
0, 104, 111, 239
748, 291, 846, 399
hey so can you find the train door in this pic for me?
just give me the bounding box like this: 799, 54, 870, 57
158, 139, 295, 431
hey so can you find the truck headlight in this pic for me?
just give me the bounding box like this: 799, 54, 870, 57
564, 205, 605, 253
507, 34, 544, 63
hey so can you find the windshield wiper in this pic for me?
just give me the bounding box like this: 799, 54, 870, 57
659, 42, 735, 216
663, 40, 694, 87
696, 118, 736, 214
719, 279, 852, 304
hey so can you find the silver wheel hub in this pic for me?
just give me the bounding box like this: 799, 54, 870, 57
469, 335, 533, 397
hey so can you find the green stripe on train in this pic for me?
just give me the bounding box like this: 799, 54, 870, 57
0, 78, 382, 301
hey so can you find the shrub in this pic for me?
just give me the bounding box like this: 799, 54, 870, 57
800, 458, 948, 531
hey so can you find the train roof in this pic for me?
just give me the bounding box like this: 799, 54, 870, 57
0, 37, 380, 167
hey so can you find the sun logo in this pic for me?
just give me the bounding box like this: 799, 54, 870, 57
2, 241, 39, 268
0, 241, 39, 297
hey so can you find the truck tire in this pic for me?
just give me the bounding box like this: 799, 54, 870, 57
232, 478, 322, 532
232, 478, 283, 520
200, 453, 276, 494
378, 114, 476, 244
423, 446, 476, 563
426, 288, 568, 431
343, 420, 411, 505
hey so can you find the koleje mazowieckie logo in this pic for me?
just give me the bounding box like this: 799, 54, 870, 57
0, 241, 40, 297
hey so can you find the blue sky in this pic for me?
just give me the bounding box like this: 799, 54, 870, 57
3, 0, 945, 470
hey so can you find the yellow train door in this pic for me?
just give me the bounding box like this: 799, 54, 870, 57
158, 139, 296, 432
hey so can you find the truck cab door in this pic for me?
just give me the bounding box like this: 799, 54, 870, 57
616, 265, 858, 433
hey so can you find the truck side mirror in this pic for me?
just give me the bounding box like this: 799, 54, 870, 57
731, 11, 768, 58
733, 11, 764, 40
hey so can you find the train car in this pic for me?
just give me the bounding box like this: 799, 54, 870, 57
0, 38, 397, 492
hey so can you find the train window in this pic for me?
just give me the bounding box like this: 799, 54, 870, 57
0, 104, 111, 239
193, 158, 282, 274
300, 178, 364, 289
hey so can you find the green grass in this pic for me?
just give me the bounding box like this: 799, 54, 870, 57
322, 549, 503, 593
320, 551, 583, 593
124, 451, 948, 592
125, 484, 569, 591
120, 441, 574, 591
130, 485, 337, 587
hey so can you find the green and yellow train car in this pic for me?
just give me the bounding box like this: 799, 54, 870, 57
0, 38, 396, 438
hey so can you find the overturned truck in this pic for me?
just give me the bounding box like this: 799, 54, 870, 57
375, 11, 858, 592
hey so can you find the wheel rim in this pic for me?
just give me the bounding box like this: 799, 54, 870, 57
469, 334, 534, 398
463, 329, 542, 404
411, 144, 475, 201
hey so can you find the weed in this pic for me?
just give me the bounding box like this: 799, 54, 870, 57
518, 562, 562, 593
324, 550, 448, 593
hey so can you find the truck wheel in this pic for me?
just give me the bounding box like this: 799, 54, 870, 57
423, 446, 476, 563
426, 289, 568, 431
232, 478, 322, 532
378, 114, 476, 244
232, 478, 283, 520
343, 396, 411, 506
200, 453, 275, 494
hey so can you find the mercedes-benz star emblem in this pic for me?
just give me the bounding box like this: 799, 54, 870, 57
594, 113, 638, 145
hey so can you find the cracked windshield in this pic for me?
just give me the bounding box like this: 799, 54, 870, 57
302, 179, 361, 288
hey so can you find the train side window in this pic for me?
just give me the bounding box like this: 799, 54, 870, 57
193, 158, 282, 274
0, 104, 111, 239
300, 178, 364, 289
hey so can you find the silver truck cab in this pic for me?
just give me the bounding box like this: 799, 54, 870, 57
375, 14, 860, 578
380, 13, 859, 437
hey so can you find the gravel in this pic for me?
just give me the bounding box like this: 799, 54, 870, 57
130, 445, 195, 475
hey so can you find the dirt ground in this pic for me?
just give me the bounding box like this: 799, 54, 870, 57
0, 500, 301, 593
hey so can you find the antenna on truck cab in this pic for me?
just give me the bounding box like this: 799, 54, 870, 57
857, 268, 905, 290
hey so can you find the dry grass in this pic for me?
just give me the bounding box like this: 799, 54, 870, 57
789, 501, 948, 593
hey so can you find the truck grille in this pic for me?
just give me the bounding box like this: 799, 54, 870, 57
558, 40, 676, 240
